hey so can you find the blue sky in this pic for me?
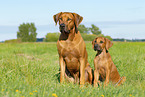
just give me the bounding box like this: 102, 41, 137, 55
0, 0, 145, 41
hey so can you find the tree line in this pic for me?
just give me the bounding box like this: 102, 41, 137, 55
78, 24, 102, 35
16, 23, 107, 42
5, 22, 144, 43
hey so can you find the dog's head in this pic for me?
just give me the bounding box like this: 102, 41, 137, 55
53, 12, 83, 34
92, 37, 113, 52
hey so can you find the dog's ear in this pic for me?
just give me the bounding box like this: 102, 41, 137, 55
72, 13, 83, 33
53, 12, 62, 25
105, 38, 113, 50
72, 13, 83, 27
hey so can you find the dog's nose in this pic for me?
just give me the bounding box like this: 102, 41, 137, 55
60, 23, 65, 28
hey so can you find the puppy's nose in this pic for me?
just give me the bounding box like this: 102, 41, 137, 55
94, 44, 99, 48
60, 23, 65, 28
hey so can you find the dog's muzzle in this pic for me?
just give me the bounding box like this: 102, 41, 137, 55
59, 23, 70, 33
60, 23, 65, 28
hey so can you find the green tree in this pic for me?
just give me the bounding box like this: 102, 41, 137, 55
78, 24, 89, 33
105, 35, 112, 41
17, 23, 37, 42
89, 24, 101, 35
44, 33, 60, 42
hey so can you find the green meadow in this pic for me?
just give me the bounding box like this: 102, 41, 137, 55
0, 42, 145, 97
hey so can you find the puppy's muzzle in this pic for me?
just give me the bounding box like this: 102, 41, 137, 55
94, 44, 101, 51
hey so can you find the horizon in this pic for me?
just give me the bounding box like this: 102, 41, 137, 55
0, 0, 145, 41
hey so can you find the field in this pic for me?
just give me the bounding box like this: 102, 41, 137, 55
0, 42, 145, 97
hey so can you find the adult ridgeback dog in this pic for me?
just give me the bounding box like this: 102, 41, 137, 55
53, 12, 93, 85
92, 37, 126, 87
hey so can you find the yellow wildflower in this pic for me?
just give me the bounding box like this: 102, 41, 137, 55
52, 93, 58, 97
16, 90, 19, 92
2, 89, 5, 91
29, 92, 33, 95
82, 90, 84, 92
129, 94, 132, 96
33, 90, 38, 92
101, 95, 104, 97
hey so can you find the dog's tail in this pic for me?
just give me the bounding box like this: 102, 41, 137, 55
120, 76, 126, 84
115, 76, 126, 86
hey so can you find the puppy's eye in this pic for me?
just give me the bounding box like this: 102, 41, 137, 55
67, 18, 72, 21
94, 40, 96, 43
100, 41, 103, 43
59, 18, 62, 20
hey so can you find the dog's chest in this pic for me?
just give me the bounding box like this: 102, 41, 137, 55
58, 41, 80, 71
62, 46, 80, 59
58, 41, 80, 58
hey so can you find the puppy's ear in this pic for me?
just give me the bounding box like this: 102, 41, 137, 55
105, 38, 113, 50
92, 40, 94, 49
53, 12, 62, 25
72, 13, 83, 27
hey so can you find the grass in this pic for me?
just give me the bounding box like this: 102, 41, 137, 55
0, 42, 145, 97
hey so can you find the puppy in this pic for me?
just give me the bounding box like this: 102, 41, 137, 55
92, 37, 126, 87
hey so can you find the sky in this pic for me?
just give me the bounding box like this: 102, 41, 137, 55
0, 0, 145, 41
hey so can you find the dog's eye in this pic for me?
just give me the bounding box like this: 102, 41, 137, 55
67, 18, 72, 21
100, 41, 103, 43
59, 18, 62, 20
94, 40, 96, 43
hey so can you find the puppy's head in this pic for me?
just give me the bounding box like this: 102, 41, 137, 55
92, 37, 113, 52
53, 12, 83, 34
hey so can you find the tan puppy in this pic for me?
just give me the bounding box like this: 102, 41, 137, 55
92, 37, 126, 87
53, 12, 93, 85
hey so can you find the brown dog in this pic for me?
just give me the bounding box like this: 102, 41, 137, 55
53, 12, 93, 85
92, 37, 126, 87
